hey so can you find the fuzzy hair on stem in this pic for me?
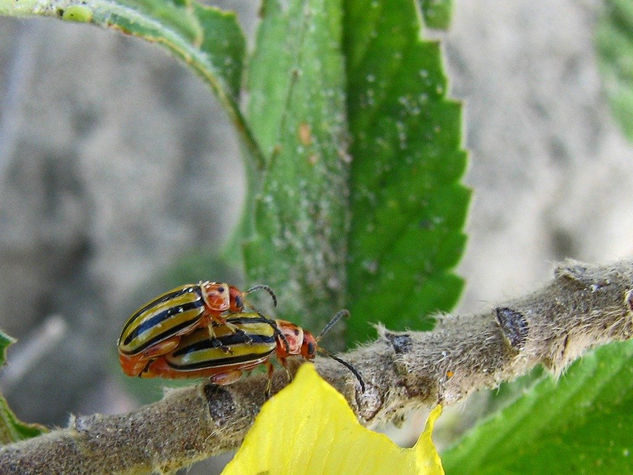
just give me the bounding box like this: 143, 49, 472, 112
1, 259, 632, 474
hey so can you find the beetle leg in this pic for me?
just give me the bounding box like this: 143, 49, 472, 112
279, 357, 292, 382
224, 320, 243, 335
138, 356, 170, 379
209, 370, 243, 386
265, 361, 274, 399
206, 322, 217, 338
218, 320, 254, 344
141, 337, 180, 358
139, 360, 152, 377
235, 327, 252, 345
208, 330, 234, 354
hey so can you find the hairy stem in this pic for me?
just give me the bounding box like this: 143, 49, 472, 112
1, 259, 632, 473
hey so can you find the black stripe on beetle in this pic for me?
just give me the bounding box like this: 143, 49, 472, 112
120, 286, 201, 337
168, 350, 275, 370
122, 300, 203, 348
172, 332, 276, 356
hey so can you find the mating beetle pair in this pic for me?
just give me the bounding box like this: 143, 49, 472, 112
117, 282, 364, 392
117, 282, 275, 377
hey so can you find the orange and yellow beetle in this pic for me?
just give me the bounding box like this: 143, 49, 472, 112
139, 310, 365, 394
117, 282, 276, 377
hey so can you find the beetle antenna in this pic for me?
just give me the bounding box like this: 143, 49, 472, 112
317, 309, 350, 341
256, 311, 289, 353
318, 348, 365, 392
245, 284, 278, 308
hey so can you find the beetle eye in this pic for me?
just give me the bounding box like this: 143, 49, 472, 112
307, 342, 316, 356
234, 295, 243, 309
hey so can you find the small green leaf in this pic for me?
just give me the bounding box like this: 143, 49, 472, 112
223, 364, 445, 474
0, 330, 47, 444
442, 340, 633, 474
0, 396, 48, 444
344, 0, 469, 341
420, 0, 453, 30
0, 330, 15, 367
244, 0, 349, 329
596, 0, 633, 142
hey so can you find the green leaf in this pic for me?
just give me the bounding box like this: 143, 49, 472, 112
344, 0, 469, 342
0, 396, 47, 444
0, 330, 47, 444
243, 0, 349, 329
3, 0, 468, 346
0, 331, 15, 367
0, 0, 261, 165
596, 0, 633, 142
420, 0, 453, 30
442, 340, 633, 474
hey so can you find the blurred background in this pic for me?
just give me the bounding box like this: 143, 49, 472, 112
0, 0, 632, 471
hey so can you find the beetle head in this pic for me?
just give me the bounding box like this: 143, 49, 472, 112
300, 331, 318, 360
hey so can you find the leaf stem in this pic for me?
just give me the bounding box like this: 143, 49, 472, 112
1, 259, 632, 472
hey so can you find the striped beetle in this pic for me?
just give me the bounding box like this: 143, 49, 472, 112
140, 310, 365, 394
117, 282, 276, 377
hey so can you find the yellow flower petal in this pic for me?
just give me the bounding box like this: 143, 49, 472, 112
222, 364, 443, 475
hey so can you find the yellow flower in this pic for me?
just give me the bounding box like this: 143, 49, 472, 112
223, 364, 443, 475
